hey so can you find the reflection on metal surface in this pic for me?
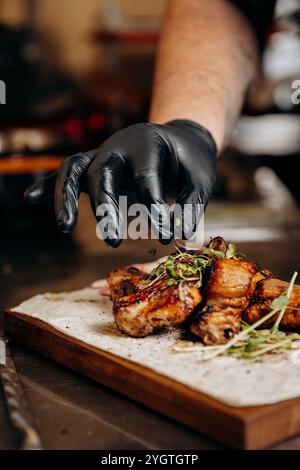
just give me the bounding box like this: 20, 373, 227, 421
0, 335, 43, 450
205, 226, 297, 243
204, 200, 300, 243
255, 166, 296, 210
233, 115, 300, 156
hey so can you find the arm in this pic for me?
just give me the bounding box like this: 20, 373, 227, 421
25, 0, 275, 246
150, 0, 259, 151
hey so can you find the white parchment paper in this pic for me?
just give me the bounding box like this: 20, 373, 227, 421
11, 277, 300, 407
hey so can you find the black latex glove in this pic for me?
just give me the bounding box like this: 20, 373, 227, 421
25, 120, 217, 247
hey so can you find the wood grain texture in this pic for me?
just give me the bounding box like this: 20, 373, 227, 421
4, 309, 300, 449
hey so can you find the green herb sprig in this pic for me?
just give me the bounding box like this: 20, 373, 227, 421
173, 271, 299, 360
145, 240, 246, 292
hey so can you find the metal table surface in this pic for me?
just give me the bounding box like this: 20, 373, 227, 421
1, 199, 300, 450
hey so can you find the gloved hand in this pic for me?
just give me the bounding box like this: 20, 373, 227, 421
25, 120, 217, 247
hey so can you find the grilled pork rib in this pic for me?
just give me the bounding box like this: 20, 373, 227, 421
107, 267, 202, 337
190, 258, 266, 345
106, 237, 298, 344
208, 236, 228, 253
107, 267, 147, 301
244, 278, 300, 328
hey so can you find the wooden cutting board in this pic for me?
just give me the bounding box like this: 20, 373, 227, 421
4, 309, 300, 450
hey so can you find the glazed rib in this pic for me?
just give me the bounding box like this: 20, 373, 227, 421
107, 267, 202, 337
106, 236, 299, 345
107, 266, 147, 301
244, 278, 300, 328
190, 258, 263, 345
208, 236, 228, 253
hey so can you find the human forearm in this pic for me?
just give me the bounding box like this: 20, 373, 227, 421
149, 0, 259, 151
25, 4, 259, 243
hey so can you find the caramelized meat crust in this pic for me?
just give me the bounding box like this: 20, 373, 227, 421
107, 267, 202, 337
244, 278, 300, 328
106, 237, 298, 345
190, 258, 261, 345
107, 267, 147, 301
208, 236, 228, 253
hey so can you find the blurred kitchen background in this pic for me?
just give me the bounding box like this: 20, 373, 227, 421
0, 0, 300, 309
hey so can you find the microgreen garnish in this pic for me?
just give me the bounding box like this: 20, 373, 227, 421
203, 248, 225, 258
173, 271, 299, 360
225, 242, 247, 259
144, 239, 247, 297
226, 243, 236, 259
147, 249, 215, 291
179, 282, 187, 302
147, 248, 157, 256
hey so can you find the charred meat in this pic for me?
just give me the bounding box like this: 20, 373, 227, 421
107, 266, 147, 301
190, 258, 262, 345
244, 278, 300, 328
106, 236, 298, 344
107, 267, 202, 337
